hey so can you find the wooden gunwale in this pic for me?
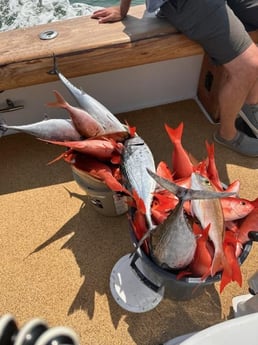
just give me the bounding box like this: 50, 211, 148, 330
0, 4, 257, 91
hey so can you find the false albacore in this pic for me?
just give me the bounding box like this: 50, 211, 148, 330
121, 136, 156, 231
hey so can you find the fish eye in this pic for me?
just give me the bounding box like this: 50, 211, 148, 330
240, 201, 246, 205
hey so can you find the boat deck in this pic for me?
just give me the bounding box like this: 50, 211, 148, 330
1, 99, 257, 345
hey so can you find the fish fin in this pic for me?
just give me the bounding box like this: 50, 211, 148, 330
220, 265, 232, 293
164, 122, 183, 144
47, 148, 74, 165
47, 152, 66, 165
188, 152, 199, 166
102, 174, 129, 194
132, 190, 146, 214
134, 228, 152, 252
156, 161, 173, 181
37, 138, 64, 146
47, 90, 67, 109
147, 169, 235, 201
124, 120, 136, 137
176, 270, 192, 280
110, 153, 121, 165
251, 197, 258, 208
225, 179, 240, 194
221, 236, 242, 292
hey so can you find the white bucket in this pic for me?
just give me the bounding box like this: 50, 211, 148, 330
72, 166, 128, 217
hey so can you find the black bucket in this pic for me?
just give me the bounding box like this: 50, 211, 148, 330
129, 228, 253, 301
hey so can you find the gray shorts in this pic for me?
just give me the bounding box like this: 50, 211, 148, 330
160, 0, 253, 65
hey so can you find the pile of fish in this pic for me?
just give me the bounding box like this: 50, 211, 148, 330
141, 123, 258, 292
1, 67, 257, 294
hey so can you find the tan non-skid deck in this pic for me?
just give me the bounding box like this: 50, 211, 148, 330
1, 99, 257, 345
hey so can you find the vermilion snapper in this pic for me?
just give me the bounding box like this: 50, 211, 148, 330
73, 156, 128, 194
52, 64, 128, 136
220, 230, 242, 292
47, 90, 105, 138
164, 122, 193, 179
236, 198, 258, 246
204, 141, 223, 191
221, 197, 254, 221
190, 172, 230, 277
188, 222, 214, 280
39, 137, 124, 164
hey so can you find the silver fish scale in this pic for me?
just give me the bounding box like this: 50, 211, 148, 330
57, 72, 126, 134
151, 200, 197, 270
121, 136, 156, 229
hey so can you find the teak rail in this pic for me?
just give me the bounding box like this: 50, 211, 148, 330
0, 4, 258, 91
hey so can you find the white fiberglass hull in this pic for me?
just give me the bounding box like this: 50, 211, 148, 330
0, 55, 202, 132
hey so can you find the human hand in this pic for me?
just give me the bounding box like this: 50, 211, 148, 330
91, 7, 124, 23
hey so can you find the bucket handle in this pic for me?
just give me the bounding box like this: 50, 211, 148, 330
249, 231, 258, 242
130, 252, 162, 293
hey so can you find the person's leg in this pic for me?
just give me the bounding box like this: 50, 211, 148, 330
226, 0, 258, 137
218, 42, 258, 140
160, 0, 258, 156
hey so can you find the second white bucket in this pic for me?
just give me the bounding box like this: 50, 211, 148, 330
72, 166, 128, 217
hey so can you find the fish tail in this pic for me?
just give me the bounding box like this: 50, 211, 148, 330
164, 122, 183, 144
132, 190, 146, 215
220, 252, 242, 293
0, 119, 8, 136
47, 90, 67, 109
124, 120, 136, 137
220, 259, 234, 293
212, 251, 237, 293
